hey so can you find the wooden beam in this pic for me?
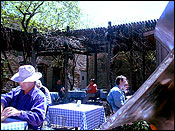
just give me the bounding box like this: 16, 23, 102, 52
31, 49, 36, 68
63, 54, 69, 103
142, 50, 146, 83
71, 55, 75, 90
130, 49, 133, 89
94, 52, 97, 82
86, 54, 89, 86
143, 30, 154, 37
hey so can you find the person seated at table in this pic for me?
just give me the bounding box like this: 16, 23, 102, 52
107, 75, 128, 113
1, 65, 47, 130
83, 78, 97, 104
54, 79, 65, 99
36, 80, 52, 106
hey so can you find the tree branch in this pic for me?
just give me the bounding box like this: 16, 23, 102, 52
25, 1, 44, 32
25, 12, 39, 31
22, 15, 26, 31
21, 13, 27, 32
15, 5, 27, 32
16, 1, 44, 32
15, 6, 24, 15
33, 1, 44, 12
26, 1, 32, 12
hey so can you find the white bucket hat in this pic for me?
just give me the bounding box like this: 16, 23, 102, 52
10, 65, 42, 82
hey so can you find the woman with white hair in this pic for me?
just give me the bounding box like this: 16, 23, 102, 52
35, 80, 52, 106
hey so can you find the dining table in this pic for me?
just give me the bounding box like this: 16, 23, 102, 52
68, 90, 86, 101
46, 103, 106, 130
1, 117, 28, 130
100, 90, 108, 100
50, 91, 86, 104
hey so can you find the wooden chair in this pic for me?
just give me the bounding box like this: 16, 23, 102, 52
106, 101, 114, 115
88, 89, 101, 102
39, 105, 49, 130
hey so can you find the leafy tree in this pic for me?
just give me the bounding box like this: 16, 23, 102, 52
1, 1, 83, 33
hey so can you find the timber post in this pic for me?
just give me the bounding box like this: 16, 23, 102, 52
31, 27, 37, 68
107, 21, 112, 92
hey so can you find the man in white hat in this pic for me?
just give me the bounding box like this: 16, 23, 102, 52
1, 65, 47, 130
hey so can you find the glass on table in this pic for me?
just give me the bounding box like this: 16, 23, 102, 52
77, 100, 81, 107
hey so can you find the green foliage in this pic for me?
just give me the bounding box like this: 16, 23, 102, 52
1, 59, 9, 80
110, 50, 156, 90
121, 120, 150, 130
52, 56, 64, 68
1, 1, 83, 33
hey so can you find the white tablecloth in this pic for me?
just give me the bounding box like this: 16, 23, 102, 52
46, 103, 106, 130
1, 117, 28, 130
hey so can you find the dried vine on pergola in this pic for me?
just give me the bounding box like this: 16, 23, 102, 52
1, 18, 157, 91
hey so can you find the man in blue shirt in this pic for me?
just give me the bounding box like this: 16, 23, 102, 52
107, 75, 128, 113
1, 65, 47, 130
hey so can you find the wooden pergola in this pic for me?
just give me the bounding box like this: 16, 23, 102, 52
1, 24, 88, 101
1, 19, 157, 99
70, 19, 157, 90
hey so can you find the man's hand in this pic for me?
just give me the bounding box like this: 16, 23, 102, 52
1, 107, 21, 117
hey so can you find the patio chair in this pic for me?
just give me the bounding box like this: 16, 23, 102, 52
50, 92, 60, 105
106, 101, 114, 115
88, 89, 101, 102
39, 105, 49, 130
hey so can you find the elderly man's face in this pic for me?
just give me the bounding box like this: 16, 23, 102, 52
119, 78, 128, 90
19, 82, 35, 91
122, 81, 129, 92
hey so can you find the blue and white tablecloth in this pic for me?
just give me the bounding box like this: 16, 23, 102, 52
68, 91, 86, 100
1, 117, 28, 130
46, 103, 106, 130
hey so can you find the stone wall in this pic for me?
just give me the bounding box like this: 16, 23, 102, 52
68, 54, 87, 89
2, 51, 108, 92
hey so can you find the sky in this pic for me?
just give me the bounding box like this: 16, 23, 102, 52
78, 1, 169, 28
